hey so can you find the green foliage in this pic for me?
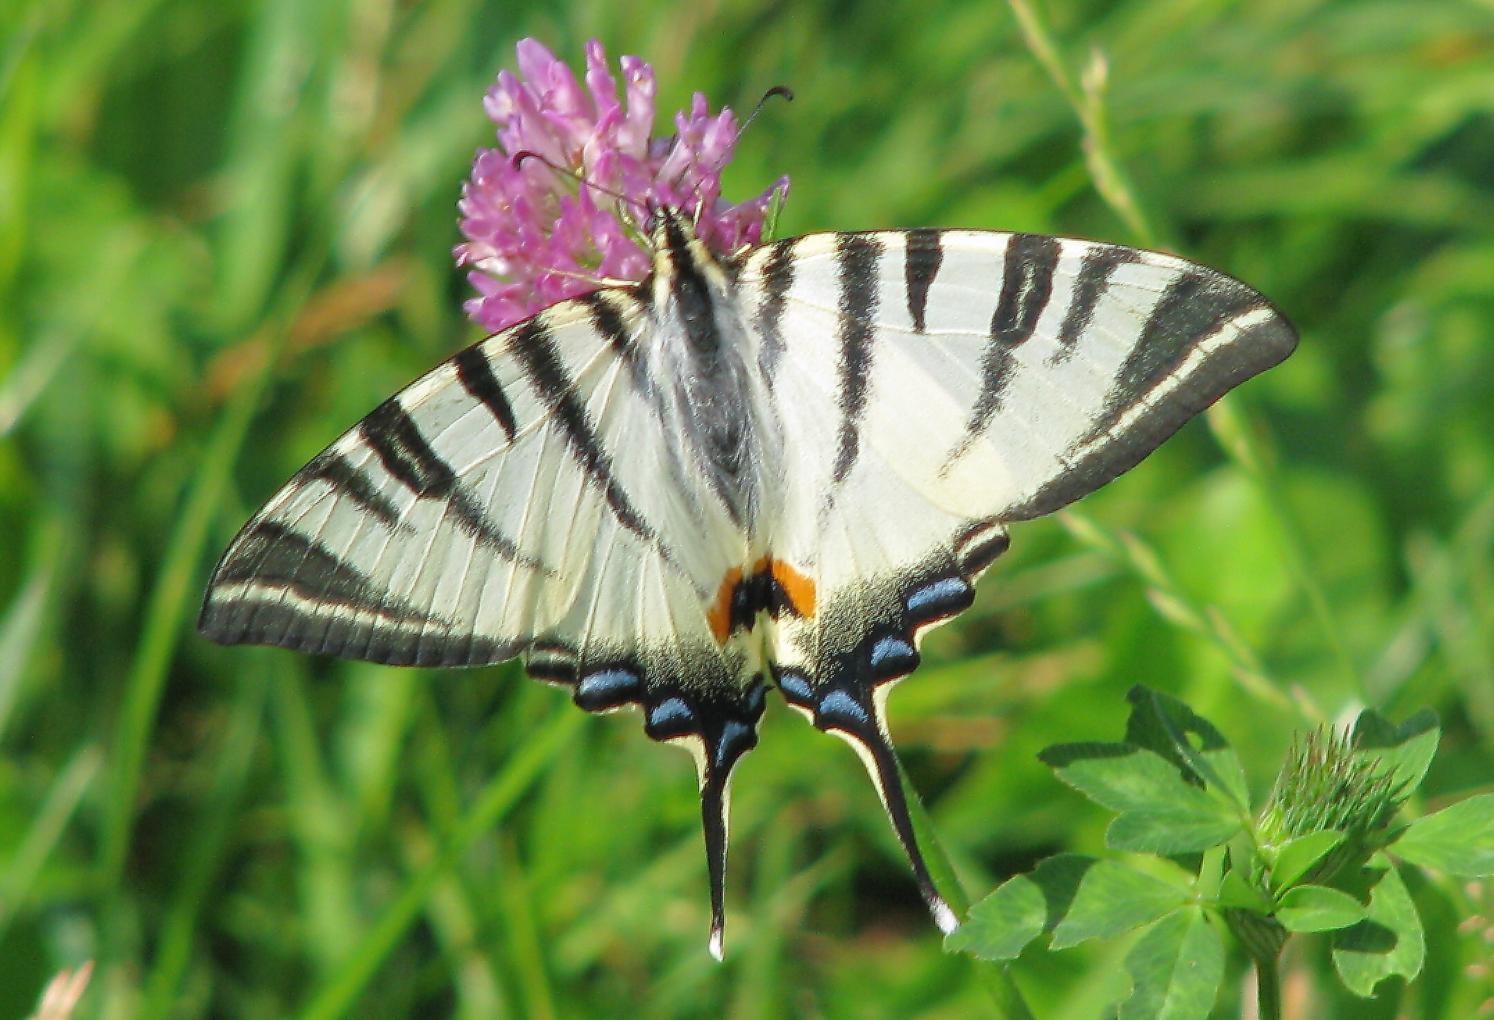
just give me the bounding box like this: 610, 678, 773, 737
949, 688, 1494, 1017
3, 0, 1494, 1017
1041, 742, 1244, 853
1391, 795, 1494, 877
947, 854, 1189, 961
1117, 908, 1223, 1020
1274, 885, 1365, 933
1330, 857, 1426, 998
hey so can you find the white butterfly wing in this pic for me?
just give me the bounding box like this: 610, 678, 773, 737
738, 228, 1296, 928
201, 290, 746, 688
200, 277, 770, 957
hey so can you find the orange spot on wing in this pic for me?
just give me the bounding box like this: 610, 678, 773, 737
707, 566, 743, 643
769, 559, 817, 618
706, 557, 817, 645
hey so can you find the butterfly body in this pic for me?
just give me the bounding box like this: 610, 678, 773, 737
201, 208, 1296, 956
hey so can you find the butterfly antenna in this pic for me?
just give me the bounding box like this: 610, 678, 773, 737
737, 85, 794, 139
510, 150, 650, 223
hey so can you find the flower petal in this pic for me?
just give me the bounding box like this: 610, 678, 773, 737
456, 38, 789, 331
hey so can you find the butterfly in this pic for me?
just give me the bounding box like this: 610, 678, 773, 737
199, 208, 1296, 958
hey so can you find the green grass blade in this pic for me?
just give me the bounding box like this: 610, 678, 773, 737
295, 705, 584, 1020
138, 674, 267, 1020
0, 744, 100, 944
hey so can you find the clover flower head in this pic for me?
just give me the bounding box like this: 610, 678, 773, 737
454, 39, 790, 332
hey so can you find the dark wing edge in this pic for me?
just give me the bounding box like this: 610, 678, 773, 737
1003, 267, 1298, 522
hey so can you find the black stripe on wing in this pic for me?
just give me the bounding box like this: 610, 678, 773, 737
1049, 245, 1142, 366
980, 234, 1062, 406
578, 290, 649, 390
360, 398, 541, 568
1008, 267, 1297, 520
213, 521, 388, 608
753, 239, 796, 382
832, 234, 883, 484
454, 344, 518, 442
299, 451, 403, 530
903, 229, 943, 335
199, 521, 513, 666
944, 233, 1061, 470
991, 233, 1062, 348
509, 316, 656, 542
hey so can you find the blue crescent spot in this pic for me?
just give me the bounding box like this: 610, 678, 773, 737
715, 719, 754, 769
869, 635, 917, 669
575, 668, 641, 706
818, 690, 870, 727
648, 697, 695, 731
776, 671, 814, 705
905, 576, 971, 616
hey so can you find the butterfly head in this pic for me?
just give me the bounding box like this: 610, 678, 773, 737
643, 203, 696, 249
643, 204, 730, 280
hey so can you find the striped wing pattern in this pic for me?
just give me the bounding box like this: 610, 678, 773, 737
735, 229, 1295, 931
200, 211, 1296, 955
200, 288, 767, 767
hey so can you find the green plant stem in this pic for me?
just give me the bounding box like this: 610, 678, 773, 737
1254, 954, 1282, 1020
895, 758, 1035, 1020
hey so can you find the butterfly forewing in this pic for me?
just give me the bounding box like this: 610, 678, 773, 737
201, 211, 1296, 954
200, 293, 734, 668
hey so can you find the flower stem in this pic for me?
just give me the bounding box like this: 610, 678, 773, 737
1254, 954, 1283, 1020
894, 757, 1035, 1020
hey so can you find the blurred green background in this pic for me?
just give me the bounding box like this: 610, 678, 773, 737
2, 0, 1491, 1017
